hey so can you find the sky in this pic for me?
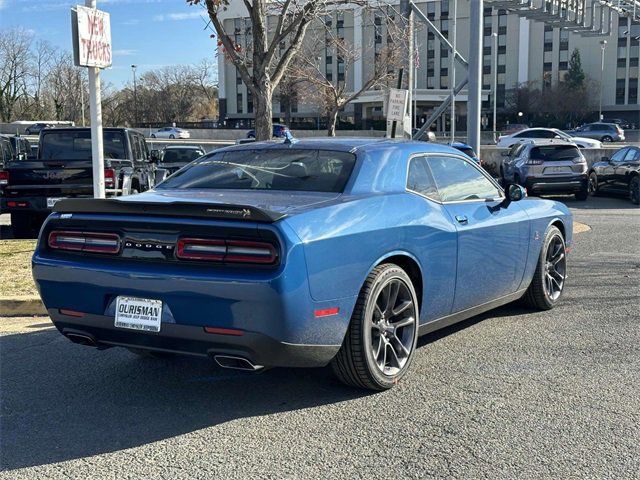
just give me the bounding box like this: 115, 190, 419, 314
0, 0, 218, 86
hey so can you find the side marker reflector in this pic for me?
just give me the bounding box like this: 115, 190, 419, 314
314, 307, 340, 318
204, 326, 244, 336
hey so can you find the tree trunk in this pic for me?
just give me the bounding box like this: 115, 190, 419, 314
327, 108, 339, 137
254, 77, 273, 141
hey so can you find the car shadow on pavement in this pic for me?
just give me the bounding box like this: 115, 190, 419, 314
547, 194, 637, 210
0, 327, 366, 471
0, 303, 532, 472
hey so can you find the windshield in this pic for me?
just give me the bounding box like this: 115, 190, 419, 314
530, 145, 581, 161
161, 149, 203, 164
40, 130, 126, 160
157, 148, 356, 193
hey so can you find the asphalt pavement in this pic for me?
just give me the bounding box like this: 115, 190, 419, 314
1, 195, 639, 479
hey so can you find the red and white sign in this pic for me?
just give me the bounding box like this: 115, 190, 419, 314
74, 5, 112, 68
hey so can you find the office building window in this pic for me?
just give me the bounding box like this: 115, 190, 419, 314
629, 78, 638, 104
441, 0, 449, 18
237, 93, 243, 114
427, 2, 435, 20
616, 79, 626, 105
247, 91, 253, 113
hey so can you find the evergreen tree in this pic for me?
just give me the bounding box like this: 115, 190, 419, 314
565, 49, 586, 91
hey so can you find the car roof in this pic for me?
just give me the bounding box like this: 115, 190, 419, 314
212, 137, 462, 156
449, 141, 473, 149
522, 139, 577, 147
163, 145, 203, 150
39, 127, 135, 133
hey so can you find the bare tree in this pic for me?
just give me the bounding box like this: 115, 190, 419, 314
289, 13, 404, 136
188, 0, 375, 140
0, 28, 33, 122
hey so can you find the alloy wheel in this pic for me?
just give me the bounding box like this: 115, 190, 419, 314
543, 236, 566, 301
369, 278, 417, 376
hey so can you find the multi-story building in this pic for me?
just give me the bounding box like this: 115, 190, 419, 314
216, 1, 639, 130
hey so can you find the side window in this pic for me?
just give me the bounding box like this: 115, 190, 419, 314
139, 136, 149, 160
507, 143, 524, 158
610, 148, 627, 163
513, 132, 524, 138
427, 156, 502, 202
131, 134, 142, 161
541, 130, 555, 138
407, 156, 441, 202
623, 149, 637, 162
583, 125, 593, 132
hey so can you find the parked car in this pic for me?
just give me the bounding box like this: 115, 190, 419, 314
497, 128, 602, 149
499, 124, 529, 136
247, 123, 290, 139
449, 141, 480, 164
0, 127, 157, 238
25, 123, 55, 135
33, 138, 572, 391
158, 145, 206, 174
150, 127, 190, 139
569, 123, 625, 142
603, 118, 636, 130
500, 140, 589, 200
588, 146, 640, 205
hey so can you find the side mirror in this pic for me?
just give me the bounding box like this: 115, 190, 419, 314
507, 184, 526, 202
601, 156, 610, 163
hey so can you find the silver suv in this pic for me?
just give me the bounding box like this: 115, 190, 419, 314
570, 123, 625, 142
500, 140, 589, 200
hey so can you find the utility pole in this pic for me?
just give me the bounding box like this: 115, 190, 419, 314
492, 32, 498, 140
599, 40, 607, 121
86, 0, 105, 198
466, 0, 483, 154
400, 0, 413, 138
131, 64, 138, 126
450, 0, 457, 141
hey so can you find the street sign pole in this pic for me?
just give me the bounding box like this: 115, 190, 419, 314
86, 0, 105, 198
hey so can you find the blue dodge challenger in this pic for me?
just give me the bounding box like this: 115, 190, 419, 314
32, 138, 572, 390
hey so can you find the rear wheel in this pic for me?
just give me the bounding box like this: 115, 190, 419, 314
630, 176, 640, 205
601, 135, 613, 142
150, 134, 156, 138
331, 264, 419, 390
169, 134, 175, 139
522, 226, 566, 310
11, 212, 40, 239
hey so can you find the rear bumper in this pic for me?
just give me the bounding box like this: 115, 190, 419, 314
1, 193, 117, 213
51, 310, 340, 368
526, 175, 587, 194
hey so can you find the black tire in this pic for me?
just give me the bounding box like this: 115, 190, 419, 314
601, 135, 613, 142
127, 347, 175, 359
11, 212, 39, 239
522, 226, 566, 310
150, 134, 156, 138
575, 188, 588, 201
169, 134, 175, 139
630, 176, 640, 206
331, 264, 419, 391
588, 171, 598, 196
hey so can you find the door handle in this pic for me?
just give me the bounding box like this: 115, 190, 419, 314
455, 215, 468, 225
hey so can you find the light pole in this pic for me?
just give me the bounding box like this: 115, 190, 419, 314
450, 0, 457, 141
492, 32, 498, 140
599, 40, 606, 121
131, 64, 138, 127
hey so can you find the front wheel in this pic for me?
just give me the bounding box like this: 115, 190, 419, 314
601, 135, 613, 142
588, 172, 598, 196
331, 264, 419, 390
522, 226, 566, 310
630, 176, 639, 205
169, 134, 175, 139
150, 134, 156, 138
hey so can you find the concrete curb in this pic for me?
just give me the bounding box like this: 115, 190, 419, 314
0, 296, 47, 317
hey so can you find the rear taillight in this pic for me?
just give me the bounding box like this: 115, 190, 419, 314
525, 159, 543, 165
48, 230, 121, 254
177, 238, 277, 264
0, 171, 8, 186
104, 168, 116, 188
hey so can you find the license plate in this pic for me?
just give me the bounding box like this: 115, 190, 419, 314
115, 296, 163, 333
47, 197, 64, 208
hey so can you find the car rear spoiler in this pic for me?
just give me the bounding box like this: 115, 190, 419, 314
53, 198, 286, 223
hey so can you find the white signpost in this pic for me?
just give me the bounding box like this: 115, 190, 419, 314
72, 2, 111, 199
385, 88, 409, 138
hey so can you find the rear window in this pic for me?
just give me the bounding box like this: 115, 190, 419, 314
530, 145, 581, 161
157, 148, 356, 193
40, 130, 126, 160
161, 149, 203, 164
455, 146, 476, 158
